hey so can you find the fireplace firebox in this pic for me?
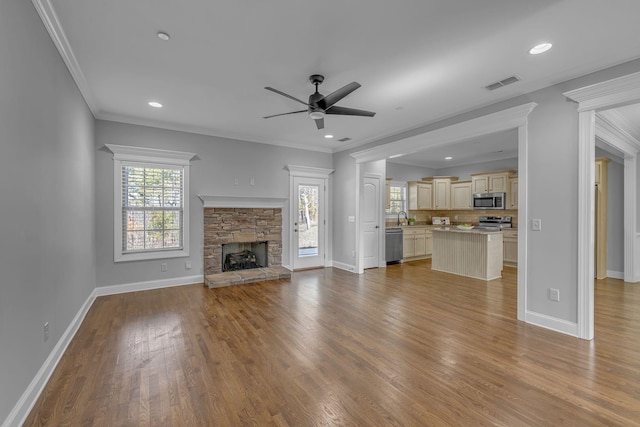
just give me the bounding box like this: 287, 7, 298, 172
222, 241, 268, 272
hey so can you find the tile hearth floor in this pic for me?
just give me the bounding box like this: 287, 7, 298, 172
205, 266, 291, 288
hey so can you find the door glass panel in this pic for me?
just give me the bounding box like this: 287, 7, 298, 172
298, 184, 319, 257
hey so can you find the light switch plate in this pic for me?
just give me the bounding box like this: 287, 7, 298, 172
532, 219, 542, 231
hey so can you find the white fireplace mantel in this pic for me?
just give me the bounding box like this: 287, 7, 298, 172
198, 195, 288, 208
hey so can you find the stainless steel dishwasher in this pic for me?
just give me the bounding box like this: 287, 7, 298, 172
385, 228, 403, 264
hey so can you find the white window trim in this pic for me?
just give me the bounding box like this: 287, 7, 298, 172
106, 144, 196, 262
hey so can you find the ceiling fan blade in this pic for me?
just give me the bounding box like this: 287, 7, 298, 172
264, 87, 311, 107
325, 106, 376, 117
263, 109, 307, 119
314, 118, 324, 130
320, 82, 361, 108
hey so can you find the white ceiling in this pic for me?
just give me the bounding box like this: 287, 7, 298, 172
387, 129, 518, 169
40, 0, 640, 156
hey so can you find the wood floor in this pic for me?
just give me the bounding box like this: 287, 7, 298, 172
24, 262, 640, 426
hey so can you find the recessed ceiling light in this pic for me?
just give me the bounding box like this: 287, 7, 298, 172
445, 156, 453, 160
148, 101, 163, 108
324, 134, 333, 139
157, 31, 170, 41
529, 42, 552, 55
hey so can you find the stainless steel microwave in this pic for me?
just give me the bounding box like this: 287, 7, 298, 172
473, 192, 506, 210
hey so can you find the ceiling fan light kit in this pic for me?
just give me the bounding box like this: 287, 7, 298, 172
264, 74, 375, 130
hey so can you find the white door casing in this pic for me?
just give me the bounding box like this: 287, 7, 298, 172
286, 165, 333, 270
564, 71, 640, 340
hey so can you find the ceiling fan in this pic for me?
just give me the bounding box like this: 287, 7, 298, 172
263, 74, 375, 130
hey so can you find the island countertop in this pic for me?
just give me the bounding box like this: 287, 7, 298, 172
431, 227, 502, 235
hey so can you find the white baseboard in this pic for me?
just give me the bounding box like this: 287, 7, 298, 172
525, 310, 578, 337
606, 270, 624, 280
3, 292, 96, 427
94, 274, 204, 296
3, 275, 205, 427
332, 261, 357, 273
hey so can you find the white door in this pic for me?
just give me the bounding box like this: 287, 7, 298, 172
293, 177, 326, 270
363, 176, 380, 269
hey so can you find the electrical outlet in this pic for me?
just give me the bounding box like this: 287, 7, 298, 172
185, 261, 192, 270
161, 262, 168, 272
549, 288, 560, 302
351, 250, 356, 258
44, 322, 49, 342
532, 219, 542, 231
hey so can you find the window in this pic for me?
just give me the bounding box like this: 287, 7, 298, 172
386, 181, 407, 217
106, 144, 196, 262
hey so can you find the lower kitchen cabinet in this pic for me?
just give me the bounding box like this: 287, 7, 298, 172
425, 231, 433, 256
403, 228, 432, 260
503, 229, 517, 266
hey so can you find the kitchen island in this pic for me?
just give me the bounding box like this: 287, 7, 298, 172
431, 228, 503, 280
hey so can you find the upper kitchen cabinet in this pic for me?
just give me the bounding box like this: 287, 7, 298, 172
450, 180, 473, 210
408, 181, 432, 210
470, 170, 516, 194
386, 178, 392, 210
422, 176, 458, 210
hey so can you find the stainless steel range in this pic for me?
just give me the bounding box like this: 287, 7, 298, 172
476, 215, 512, 230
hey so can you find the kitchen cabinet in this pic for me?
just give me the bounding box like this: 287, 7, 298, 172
503, 229, 517, 266
408, 181, 432, 210
421, 176, 458, 210
386, 178, 392, 210
508, 178, 518, 209
470, 170, 515, 194
450, 180, 473, 210
425, 230, 433, 256
403, 228, 430, 260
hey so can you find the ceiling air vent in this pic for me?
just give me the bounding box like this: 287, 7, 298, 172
485, 75, 521, 91
338, 137, 352, 142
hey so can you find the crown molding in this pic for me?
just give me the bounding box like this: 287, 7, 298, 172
32, 0, 98, 114
595, 114, 640, 156
564, 71, 640, 112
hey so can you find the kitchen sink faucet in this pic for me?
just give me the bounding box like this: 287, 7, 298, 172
397, 211, 407, 226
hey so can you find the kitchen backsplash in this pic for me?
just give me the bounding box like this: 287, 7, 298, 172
387, 209, 518, 227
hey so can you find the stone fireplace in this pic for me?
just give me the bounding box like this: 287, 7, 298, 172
200, 196, 291, 288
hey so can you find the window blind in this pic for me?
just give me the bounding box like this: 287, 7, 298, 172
121, 164, 184, 253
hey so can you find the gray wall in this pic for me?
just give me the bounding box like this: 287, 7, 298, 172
94, 120, 332, 286
385, 162, 435, 182
0, 0, 96, 423
435, 157, 518, 180
331, 152, 358, 268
